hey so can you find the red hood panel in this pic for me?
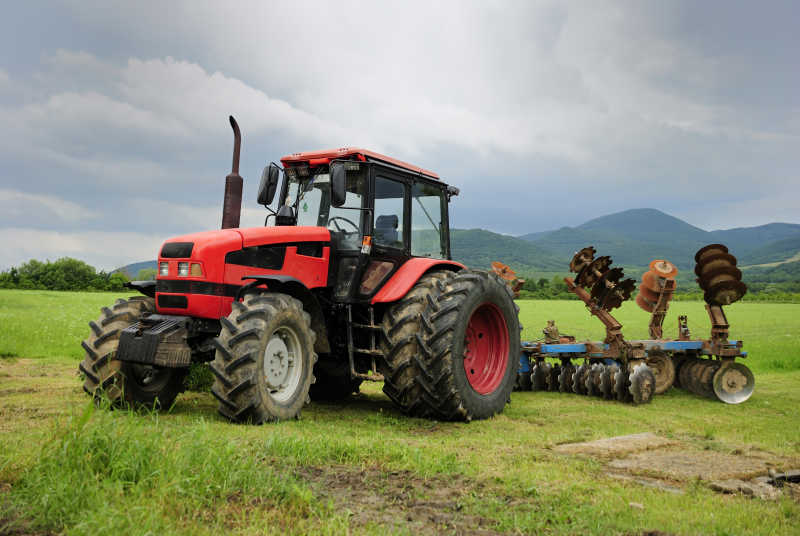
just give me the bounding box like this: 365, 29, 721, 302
236, 226, 330, 248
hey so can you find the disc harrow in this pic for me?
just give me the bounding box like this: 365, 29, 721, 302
513, 244, 754, 405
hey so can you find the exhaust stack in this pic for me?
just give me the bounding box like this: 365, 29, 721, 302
221, 116, 243, 229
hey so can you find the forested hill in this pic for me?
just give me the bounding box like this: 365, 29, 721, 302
519, 208, 800, 270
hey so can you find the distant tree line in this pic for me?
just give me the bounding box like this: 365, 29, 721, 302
0, 258, 139, 291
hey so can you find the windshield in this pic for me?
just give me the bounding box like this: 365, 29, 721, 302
283, 167, 367, 250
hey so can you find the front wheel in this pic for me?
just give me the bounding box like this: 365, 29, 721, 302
210, 293, 316, 423
78, 296, 186, 408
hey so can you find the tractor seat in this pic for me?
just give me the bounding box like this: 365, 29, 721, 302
375, 214, 399, 246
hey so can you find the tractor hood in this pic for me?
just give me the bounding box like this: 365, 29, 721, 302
161, 226, 331, 256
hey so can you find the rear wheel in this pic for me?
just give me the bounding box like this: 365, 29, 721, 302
210, 293, 316, 423
411, 270, 519, 421
78, 297, 186, 408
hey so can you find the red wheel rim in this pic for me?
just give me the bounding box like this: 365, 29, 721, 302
463, 302, 510, 395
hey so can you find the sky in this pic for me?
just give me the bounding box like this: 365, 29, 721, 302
0, 0, 798, 270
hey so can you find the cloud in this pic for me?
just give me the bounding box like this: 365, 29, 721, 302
0, 227, 164, 271
0, 189, 98, 228
0, 0, 797, 272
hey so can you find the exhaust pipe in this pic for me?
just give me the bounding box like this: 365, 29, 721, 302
221, 115, 243, 229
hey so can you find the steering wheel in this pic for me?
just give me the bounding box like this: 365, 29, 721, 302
327, 216, 359, 233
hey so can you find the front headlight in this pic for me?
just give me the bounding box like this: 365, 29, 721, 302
177, 262, 189, 276
159, 262, 169, 276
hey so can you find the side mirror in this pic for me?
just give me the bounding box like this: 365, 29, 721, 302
330, 161, 347, 207
257, 163, 280, 206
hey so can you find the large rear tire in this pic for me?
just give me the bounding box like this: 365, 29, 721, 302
78, 297, 186, 408
410, 270, 519, 421
210, 293, 316, 423
379, 271, 455, 415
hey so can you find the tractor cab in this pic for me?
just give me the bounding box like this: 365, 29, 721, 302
258, 148, 459, 303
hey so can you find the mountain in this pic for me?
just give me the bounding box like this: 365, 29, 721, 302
450, 229, 563, 273
521, 208, 800, 270
115, 260, 157, 279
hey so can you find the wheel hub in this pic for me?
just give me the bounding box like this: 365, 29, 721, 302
463, 303, 509, 395
263, 327, 298, 397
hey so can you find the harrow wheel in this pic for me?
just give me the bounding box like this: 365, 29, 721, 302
712, 362, 755, 404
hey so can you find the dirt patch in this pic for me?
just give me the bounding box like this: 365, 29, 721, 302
609, 449, 769, 481
295, 465, 499, 535
554, 433, 676, 458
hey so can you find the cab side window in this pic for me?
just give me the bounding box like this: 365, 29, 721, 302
374, 177, 406, 250
411, 182, 445, 258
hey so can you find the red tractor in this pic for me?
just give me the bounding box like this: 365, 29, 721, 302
79, 117, 520, 422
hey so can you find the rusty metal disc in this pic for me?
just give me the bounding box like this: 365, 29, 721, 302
649, 259, 678, 278
491, 261, 517, 282
596, 277, 635, 311
576, 256, 613, 288
712, 362, 755, 404
590, 267, 624, 301
636, 292, 656, 313
704, 280, 747, 306
678, 358, 697, 390
695, 243, 729, 264
570, 246, 596, 273
638, 283, 661, 303
695, 252, 738, 277
641, 270, 661, 292
645, 352, 676, 395
697, 265, 743, 291
697, 360, 720, 398
600, 364, 618, 399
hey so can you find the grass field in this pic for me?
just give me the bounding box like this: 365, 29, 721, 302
1, 289, 799, 535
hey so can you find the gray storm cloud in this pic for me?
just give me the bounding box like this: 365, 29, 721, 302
0, 0, 797, 270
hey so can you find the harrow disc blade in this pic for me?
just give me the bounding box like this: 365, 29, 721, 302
635, 292, 656, 313
704, 280, 748, 306
629, 363, 656, 405
649, 259, 678, 278
600, 364, 618, 399
570, 247, 596, 273
558, 363, 576, 393
695, 253, 738, 278
531, 362, 551, 391
645, 352, 676, 395
696, 265, 742, 290
585, 363, 605, 397
641, 270, 661, 292
613, 366, 632, 402
713, 363, 755, 404
572, 364, 590, 395
695, 243, 729, 264
637, 283, 661, 303
576, 256, 612, 288
546, 364, 562, 392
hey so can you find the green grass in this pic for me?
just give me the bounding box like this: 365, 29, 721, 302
1, 290, 800, 535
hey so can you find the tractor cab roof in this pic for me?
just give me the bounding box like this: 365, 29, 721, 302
280, 147, 439, 180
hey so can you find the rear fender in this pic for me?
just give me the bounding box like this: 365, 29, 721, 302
370, 258, 464, 304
